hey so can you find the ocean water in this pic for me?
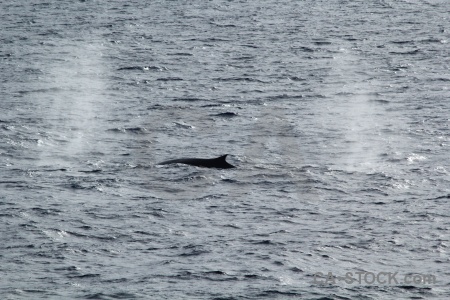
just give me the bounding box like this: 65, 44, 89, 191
1, 0, 449, 299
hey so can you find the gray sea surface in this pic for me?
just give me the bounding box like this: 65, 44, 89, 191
1, 0, 449, 299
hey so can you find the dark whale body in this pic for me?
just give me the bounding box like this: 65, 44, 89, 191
158, 154, 235, 169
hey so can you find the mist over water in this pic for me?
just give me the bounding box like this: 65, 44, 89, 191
1, 0, 449, 299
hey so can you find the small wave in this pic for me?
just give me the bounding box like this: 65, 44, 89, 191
199, 271, 239, 282
179, 247, 210, 257
397, 285, 432, 291
431, 194, 450, 200
16, 87, 62, 95
82, 292, 138, 299
106, 127, 147, 134
117, 65, 166, 71
39, 168, 67, 172
23, 67, 44, 74
211, 22, 237, 28
429, 77, 450, 82
214, 77, 266, 83
292, 46, 315, 53
173, 121, 195, 129
79, 169, 102, 173
31, 207, 62, 216
370, 99, 390, 104
256, 290, 303, 297
251, 240, 274, 245
419, 38, 447, 44
266, 94, 305, 100
313, 40, 332, 45
222, 223, 241, 229
240, 43, 259, 48
231, 55, 256, 61
407, 153, 427, 164
156, 77, 183, 81
359, 188, 389, 196
67, 273, 101, 279
184, 37, 230, 42
389, 49, 420, 55
169, 270, 239, 282
390, 40, 413, 44
66, 182, 105, 191
167, 52, 193, 56
191, 194, 229, 201
172, 97, 204, 102
288, 76, 306, 81
0, 180, 29, 187
212, 112, 238, 118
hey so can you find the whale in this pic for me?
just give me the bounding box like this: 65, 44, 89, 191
158, 154, 235, 169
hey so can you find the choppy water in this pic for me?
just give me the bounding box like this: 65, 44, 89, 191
1, 0, 449, 299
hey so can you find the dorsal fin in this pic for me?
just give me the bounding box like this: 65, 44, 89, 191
159, 154, 235, 169
216, 154, 228, 161
215, 154, 235, 168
